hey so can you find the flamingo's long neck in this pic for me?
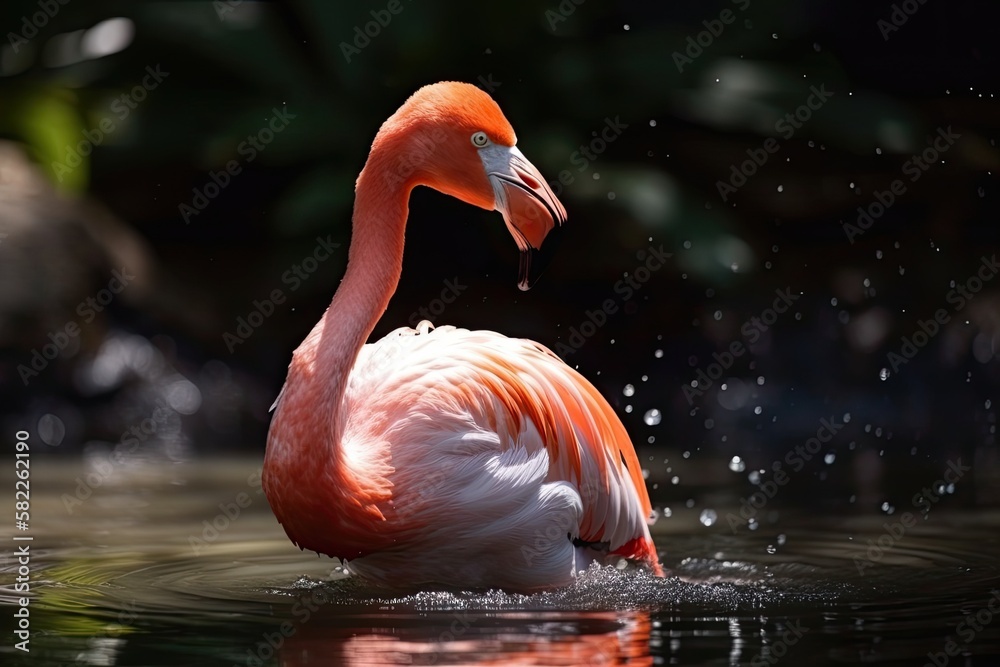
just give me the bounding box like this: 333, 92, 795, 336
266, 134, 411, 491
305, 147, 409, 446
262, 134, 414, 556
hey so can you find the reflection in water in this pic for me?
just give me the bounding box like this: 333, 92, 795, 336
278, 610, 652, 666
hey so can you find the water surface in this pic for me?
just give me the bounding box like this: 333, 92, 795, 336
2, 459, 999, 666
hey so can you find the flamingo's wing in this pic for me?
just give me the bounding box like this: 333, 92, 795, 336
345, 323, 661, 574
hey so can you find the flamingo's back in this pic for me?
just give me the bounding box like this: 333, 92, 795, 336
328, 322, 661, 589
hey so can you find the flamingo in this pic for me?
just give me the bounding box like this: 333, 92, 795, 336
263, 81, 662, 591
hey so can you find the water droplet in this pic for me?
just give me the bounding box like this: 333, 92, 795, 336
879, 368, 890, 381
766, 544, 777, 554
649, 119, 657, 127
881, 501, 895, 515
623, 384, 635, 397
670, 476, 680, 485
623, 24, 630, 30
166, 378, 202, 414
776, 185, 784, 193
607, 192, 616, 200
699, 509, 718, 527
654, 349, 664, 358
713, 310, 722, 321
777, 533, 787, 546
729, 456, 746, 472
38, 413, 65, 447
643, 408, 662, 426
771, 32, 778, 39
876, 250, 883, 259
824, 453, 836, 464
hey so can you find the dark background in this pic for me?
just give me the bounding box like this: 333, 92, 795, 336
1, 0, 998, 513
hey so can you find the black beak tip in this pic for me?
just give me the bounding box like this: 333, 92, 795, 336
516, 223, 565, 291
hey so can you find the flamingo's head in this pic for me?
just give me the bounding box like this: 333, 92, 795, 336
382, 81, 567, 290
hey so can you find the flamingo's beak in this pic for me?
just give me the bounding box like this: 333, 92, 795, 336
484, 145, 568, 291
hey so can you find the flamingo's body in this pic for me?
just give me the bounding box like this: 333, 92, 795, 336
263, 82, 662, 591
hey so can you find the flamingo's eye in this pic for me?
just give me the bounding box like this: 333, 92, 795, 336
471, 131, 490, 148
